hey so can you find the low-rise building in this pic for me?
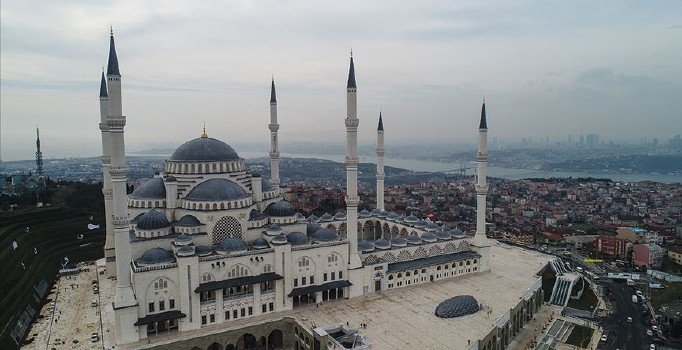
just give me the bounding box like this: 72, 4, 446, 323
594, 235, 628, 258
633, 243, 664, 269
667, 246, 682, 266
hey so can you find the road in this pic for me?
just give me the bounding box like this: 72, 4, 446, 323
597, 280, 654, 350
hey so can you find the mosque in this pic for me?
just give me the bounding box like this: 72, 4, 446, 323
99, 31, 547, 350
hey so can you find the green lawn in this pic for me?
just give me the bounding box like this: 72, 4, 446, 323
565, 325, 595, 348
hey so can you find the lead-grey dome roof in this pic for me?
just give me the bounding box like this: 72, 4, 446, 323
137, 247, 175, 265
271, 234, 288, 245
359, 209, 371, 218
358, 240, 375, 253
251, 238, 270, 249
185, 178, 249, 202
421, 231, 438, 243
437, 230, 452, 240
407, 234, 422, 245
265, 200, 296, 217
216, 237, 247, 254
170, 137, 240, 162
262, 178, 276, 191
287, 231, 310, 245
310, 228, 339, 242
391, 236, 408, 247
196, 245, 213, 256
136, 209, 171, 230
175, 214, 202, 227
307, 223, 323, 235
130, 178, 166, 199
435, 295, 480, 318
374, 238, 391, 250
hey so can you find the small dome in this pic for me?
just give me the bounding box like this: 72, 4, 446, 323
196, 245, 213, 256
370, 209, 382, 217
307, 223, 323, 235
165, 175, 177, 182
287, 231, 310, 245
451, 228, 466, 239
414, 220, 427, 228
437, 230, 452, 240
311, 228, 339, 242
130, 178, 166, 199
358, 240, 375, 253
407, 234, 422, 245
374, 238, 392, 250
296, 213, 306, 222
265, 200, 296, 217
334, 211, 347, 220
170, 137, 240, 162
318, 213, 333, 222
391, 236, 408, 247
271, 234, 288, 245
249, 209, 267, 221
176, 245, 195, 257
174, 233, 192, 245
435, 295, 480, 318
396, 215, 405, 223
404, 215, 418, 223
185, 178, 249, 202
266, 224, 283, 236
251, 238, 270, 250
137, 248, 174, 266
359, 210, 371, 218
421, 231, 438, 243
262, 178, 276, 191
307, 214, 319, 223
377, 211, 388, 218
386, 212, 398, 221
216, 237, 247, 254
426, 222, 440, 231
136, 209, 171, 230
175, 214, 202, 227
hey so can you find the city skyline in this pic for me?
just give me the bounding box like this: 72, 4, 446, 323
2, 0, 681, 161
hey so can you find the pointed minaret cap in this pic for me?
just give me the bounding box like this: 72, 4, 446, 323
270, 76, 277, 103
377, 111, 384, 131
479, 97, 487, 129
347, 51, 357, 89
107, 27, 121, 76
99, 69, 108, 98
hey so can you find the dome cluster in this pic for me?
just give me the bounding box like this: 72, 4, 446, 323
434, 295, 480, 318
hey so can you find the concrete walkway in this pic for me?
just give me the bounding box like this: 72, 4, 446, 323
508, 304, 561, 350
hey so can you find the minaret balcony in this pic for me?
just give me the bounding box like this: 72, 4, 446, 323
376, 174, 385, 180
376, 149, 385, 156
345, 196, 360, 206
476, 155, 488, 161
268, 124, 280, 132
99, 123, 110, 131
269, 152, 280, 158
101, 155, 111, 165
475, 185, 488, 193
106, 116, 127, 129
112, 216, 130, 229
345, 156, 359, 165
345, 118, 359, 128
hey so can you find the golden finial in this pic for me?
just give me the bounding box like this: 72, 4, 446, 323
201, 123, 208, 138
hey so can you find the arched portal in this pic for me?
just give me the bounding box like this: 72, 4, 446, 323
382, 223, 390, 238
236, 333, 258, 350
258, 336, 266, 350
226, 345, 236, 350
268, 329, 283, 349
212, 216, 242, 244
208, 342, 223, 350
362, 221, 374, 240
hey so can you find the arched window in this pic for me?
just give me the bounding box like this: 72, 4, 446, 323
388, 274, 394, 280
436, 266, 442, 271
397, 273, 402, 278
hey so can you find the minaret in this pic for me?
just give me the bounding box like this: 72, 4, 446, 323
345, 53, 362, 269
106, 29, 139, 344
35, 126, 44, 176
473, 97, 491, 272
99, 69, 116, 277
376, 112, 385, 211
269, 77, 280, 187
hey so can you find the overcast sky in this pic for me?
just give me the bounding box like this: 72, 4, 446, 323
1, 0, 681, 161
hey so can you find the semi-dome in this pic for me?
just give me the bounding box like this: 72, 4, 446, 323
358, 240, 375, 253
271, 234, 288, 245
306, 223, 322, 236
251, 238, 270, 250
261, 178, 276, 191
391, 236, 408, 247
195, 245, 213, 256
264, 200, 296, 217
175, 214, 202, 227
287, 231, 310, 245
185, 178, 249, 202
374, 238, 391, 250
421, 231, 438, 243
137, 248, 175, 265
310, 228, 339, 242
136, 209, 171, 230
130, 178, 166, 199
407, 234, 422, 245
170, 137, 240, 162
131, 212, 145, 223
435, 295, 480, 318
216, 237, 247, 254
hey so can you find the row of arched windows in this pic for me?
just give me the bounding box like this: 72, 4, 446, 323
167, 161, 244, 174
183, 198, 252, 211
129, 199, 165, 208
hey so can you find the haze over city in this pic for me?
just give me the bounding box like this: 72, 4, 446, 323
1, 0, 681, 161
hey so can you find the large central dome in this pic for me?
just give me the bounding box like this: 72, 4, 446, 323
171, 137, 240, 162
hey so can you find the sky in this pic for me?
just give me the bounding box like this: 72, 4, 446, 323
1, 0, 681, 161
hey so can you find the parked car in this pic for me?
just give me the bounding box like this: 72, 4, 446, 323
601, 334, 608, 342
91, 333, 99, 342
646, 329, 653, 336
649, 344, 655, 350
627, 317, 633, 323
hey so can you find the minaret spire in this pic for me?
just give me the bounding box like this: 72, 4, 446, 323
345, 53, 362, 269
269, 77, 280, 187
473, 97, 491, 272
376, 111, 385, 211
107, 28, 120, 76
